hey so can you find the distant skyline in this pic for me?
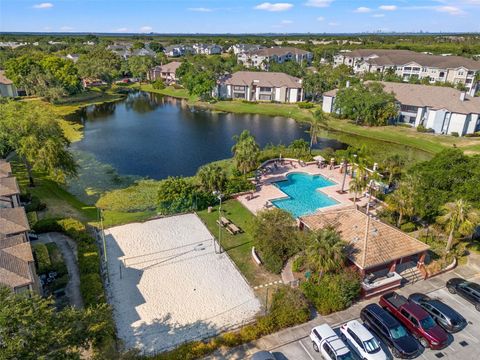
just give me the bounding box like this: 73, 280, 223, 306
1, 0, 480, 34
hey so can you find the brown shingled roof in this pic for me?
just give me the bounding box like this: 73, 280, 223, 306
300, 208, 430, 270
0, 234, 34, 289
154, 61, 182, 74
345, 49, 480, 70
0, 177, 20, 197
0, 207, 30, 236
0, 160, 12, 178
221, 71, 302, 88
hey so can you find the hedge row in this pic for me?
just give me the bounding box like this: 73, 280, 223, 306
32, 243, 51, 274
153, 287, 310, 360
33, 218, 105, 306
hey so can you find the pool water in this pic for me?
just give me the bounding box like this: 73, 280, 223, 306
272, 173, 338, 218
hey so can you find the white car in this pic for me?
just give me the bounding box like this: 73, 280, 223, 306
340, 320, 388, 360
310, 324, 354, 360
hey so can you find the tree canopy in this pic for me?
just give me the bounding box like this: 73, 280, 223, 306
334, 82, 398, 126
231, 130, 260, 175
0, 287, 114, 360
76, 47, 122, 82
0, 101, 77, 186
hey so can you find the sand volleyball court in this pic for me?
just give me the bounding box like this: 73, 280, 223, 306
104, 213, 261, 354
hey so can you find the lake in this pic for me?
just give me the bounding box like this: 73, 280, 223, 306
70, 91, 347, 179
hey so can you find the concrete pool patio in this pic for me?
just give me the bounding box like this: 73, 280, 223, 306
104, 213, 261, 355
236, 159, 368, 216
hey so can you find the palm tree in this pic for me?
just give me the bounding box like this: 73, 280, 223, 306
306, 228, 346, 275
386, 182, 415, 227
383, 154, 405, 185
196, 164, 227, 193
436, 199, 480, 252
232, 130, 260, 176
308, 109, 326, 150
349, 173, 366, 204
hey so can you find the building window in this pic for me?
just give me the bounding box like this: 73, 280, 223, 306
404, 67, 412, 71
259, 94, 272, 101
233, 92, 246, 99
260, 87, 272, 92
458, 71, 464, 76
233, 86, 245, 91
439, 71, 445, 77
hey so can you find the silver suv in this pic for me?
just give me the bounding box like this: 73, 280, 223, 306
310, 324, 354, 360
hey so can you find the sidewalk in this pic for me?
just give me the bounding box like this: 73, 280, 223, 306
205, 255, 480, 359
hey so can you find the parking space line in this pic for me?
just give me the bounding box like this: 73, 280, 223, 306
299, 340, 316, 360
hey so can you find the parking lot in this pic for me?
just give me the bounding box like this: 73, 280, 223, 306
273, 286, 480, 360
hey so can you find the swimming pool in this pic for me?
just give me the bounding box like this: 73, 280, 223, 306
271, 172, 339, 218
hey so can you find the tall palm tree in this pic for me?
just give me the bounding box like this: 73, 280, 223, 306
436, 199, 480, 252
383, 154, 405, 185
349, 173, 366, 204
386, 182, 415, 227
232, 130, 260, 176
196, 164, 227, 193
308, 109, 326, 150
306, 228, 346, 275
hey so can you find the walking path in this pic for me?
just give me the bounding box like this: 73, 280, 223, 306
35, 232, 84, 308
281, 256, 296, 285
205, 255, 480, 359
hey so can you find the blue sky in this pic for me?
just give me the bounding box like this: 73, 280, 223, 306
1, 0, 480, 33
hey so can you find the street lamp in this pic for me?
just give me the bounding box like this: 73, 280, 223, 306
213, 190, 224, 254
340, 158, 348, 193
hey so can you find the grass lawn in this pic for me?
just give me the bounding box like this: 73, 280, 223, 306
12, 160, 97, 223
137, 84, 194, 100
197, 199, 280, 287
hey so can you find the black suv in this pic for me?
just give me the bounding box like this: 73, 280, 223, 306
360, 303, 420, 359
447, 278, 480, 311
409, 293, 467, 332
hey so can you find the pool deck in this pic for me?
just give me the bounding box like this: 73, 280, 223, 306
236, 160, 368, 217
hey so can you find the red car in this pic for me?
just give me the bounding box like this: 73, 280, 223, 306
379, 292, 449, 350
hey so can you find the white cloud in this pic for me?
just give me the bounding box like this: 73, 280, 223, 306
328, 21, 339, 26
60, 26, 73, 31
281, 20, 293, 24
188, 7, 213, 12
372, 13, 385, 17
354, 6, 372, 13
436, 6, 465, 15
379, 5, 397, 11
140, 26, 153, 32
254, 2, 293, 11
33, 2, 53, 9
305, 0, 333, 7
115, 27, 129, 32
317, 16, 325, 21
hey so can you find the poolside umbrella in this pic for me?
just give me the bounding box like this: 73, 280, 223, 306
313, 155, 325, 162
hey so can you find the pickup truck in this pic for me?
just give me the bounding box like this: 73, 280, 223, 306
379, 292, 448, 350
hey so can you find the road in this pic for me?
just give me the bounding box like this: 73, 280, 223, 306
273, 281, 480, 360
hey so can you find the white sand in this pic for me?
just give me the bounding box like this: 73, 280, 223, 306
104, 213, 261, 354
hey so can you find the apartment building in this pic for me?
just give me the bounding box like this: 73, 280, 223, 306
0, 71, 18, 97
237, 47, 313, 70
192, 43, 222, 55
227, 44, 264, 55
214, 71, 303, 103
323, 81, 480, 136
163, 45, 194, 57
334, 49, 480, 96
0, 160, 40, 294
148, 61, 182, 83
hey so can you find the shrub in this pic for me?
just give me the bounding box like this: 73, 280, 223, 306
45, 242, 67, 276
450, 131, 459, 137
400, 222, 416, 233
80, 273, 105, 307
225, 176, 255, 195
268, 287, 310, 328
464, 132, 480, 137
33, 244, 51, 274
301, 270, 361, 315
292, 254, 306, 272
297, 102, 314, 109
33, 218, 63, 233
152, 79, 165, 90
52, 274, 69, 291
25, 195, 47, 212
416, 125, 434, 133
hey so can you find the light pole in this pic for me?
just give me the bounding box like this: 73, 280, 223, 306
213, 191, 223, 254
340, 158, 348, 193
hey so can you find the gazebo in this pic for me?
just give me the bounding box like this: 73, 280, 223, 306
300, 208, 430, 298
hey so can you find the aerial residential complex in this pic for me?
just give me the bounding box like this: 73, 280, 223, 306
334, 49, 480, 95
214, 71, 304, 103
0, 160, 39, 295
237, 47, 313, 69
148, 61, 182, 83
323, 81, 480, 136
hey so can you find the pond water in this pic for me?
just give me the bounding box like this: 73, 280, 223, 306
69, 91, 347, 179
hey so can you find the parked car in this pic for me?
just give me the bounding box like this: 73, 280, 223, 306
251, 350, 276, 360
409, 293, 467, 332
447, 278, 480, 311
361, 304, 421, 359
310, 324, 354, 360
379, 292, 449, 349
339, 320, 388, 360
28, 231, 38, 241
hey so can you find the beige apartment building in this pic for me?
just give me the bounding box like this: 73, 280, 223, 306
238, 47, 313, 70
334, 49, 480, 96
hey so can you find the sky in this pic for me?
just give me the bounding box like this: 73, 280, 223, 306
1, 0, 480, 34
